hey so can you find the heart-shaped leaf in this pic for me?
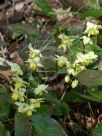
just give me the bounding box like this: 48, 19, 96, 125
0, 104, 10, 120
15, 113, 32, 136
81, 9, 102, 19
0, 87, 11, 105
78, 70, 102, 86
31, 115, 67, 136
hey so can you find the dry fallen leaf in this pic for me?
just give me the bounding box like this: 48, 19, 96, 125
0, 70, 12, 83
10, 50, 24, 64
86, 117, 95, 130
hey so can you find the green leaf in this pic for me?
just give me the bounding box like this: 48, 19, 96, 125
69, 26, 84, 35
44, 91, 58, 103
0, 87, 11, 120
36, 104, 50, 115
64, 87, 102, 102
78, 70, 102, 86
81, 87, 102, 102
35, 0, 55, 18
64, 91, 85, 102
31, 115, 67, 136
15, 113, 31, 136
68, 37, 84, 63
81, 92, 102, 102
57, 67, 67, 74
88, 88, 102, 101
0, 123, 6, 136
52, 101, 70, 116
0, 104, 10, 120
93, 125, 102, 136
42, 45, 57, 71
8, 24, 39, 42
44, 92, 70, 116
80, 9, 102, 19
0, 87, 11, 105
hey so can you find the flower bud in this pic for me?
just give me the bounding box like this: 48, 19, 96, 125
26, 110, 33, 116
11, 93, 19, 101
65, 76, 70, 83
30, 62, 37, 71
71, 80, 78, 88
34, 102, 41, 108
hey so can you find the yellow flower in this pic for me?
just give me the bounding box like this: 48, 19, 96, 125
28, 43, 42, 59
12, 76, 28, 89
11, 88, 26, 101
27, 57, 43, 71
71, 80, 78, 88
75, 65, 86, 74
67, 68, 77, 76
7, 62, 23, 76
33, 57, 43, 68
15, 102, 26, 113
82, 36, 93, 45
34, 84, 48, 96
15, 102, 35, 116
58, 34, 73, 51
65, 75, 70, 83
11, 93, 19, 101
74, 52, 97, 66
27, 44, 43, 71
56, 55, 70, 67
26, 110, 33, 116
58, 34, 72, 44
29, 98, 43, 108
87, 51, 98, 60
84, 22, 102, 36
29, 59, 37, 71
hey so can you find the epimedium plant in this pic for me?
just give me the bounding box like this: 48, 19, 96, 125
55, 20, 102, 135
1, 43, 48, 117
0, 20, 102, 135
0, 42, 68, 136
56, 21, 102, 88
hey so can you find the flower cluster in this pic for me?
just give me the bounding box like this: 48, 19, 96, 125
82, 22, 102, 46
82, 36, 93, 45
11, 87, 26, 101
3, 45, 48, 116
56, 51, 97, 88
7, 61, 23, 76
56, 55, 69, 67
27, 43, 43, 71
15, 98, 43, 116
73, 51, 97, 67
15, 98, 44, 116
13, 83, 48, 116
58, 34, 73, 51
84, 22, 102, 36
34, 84, 48, 96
